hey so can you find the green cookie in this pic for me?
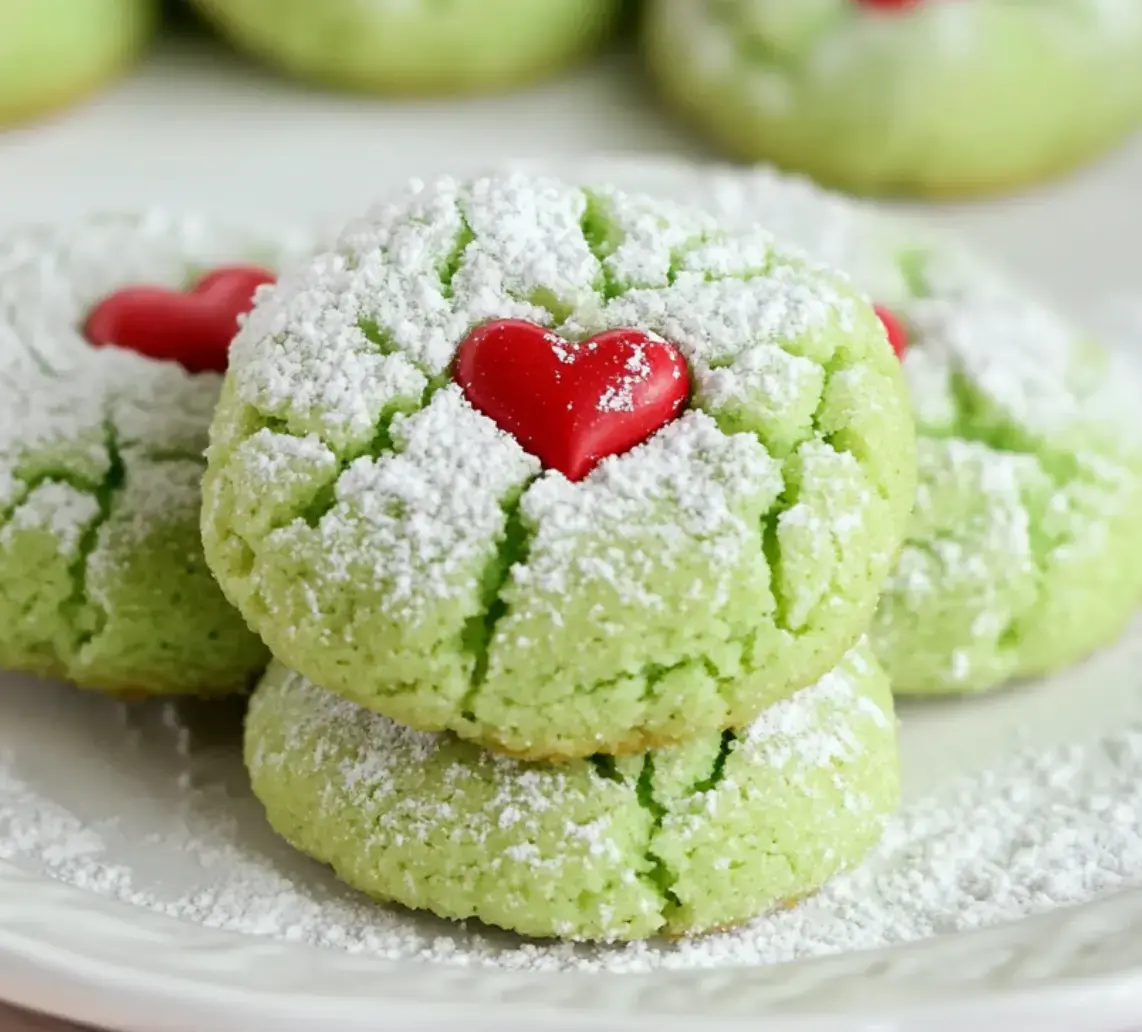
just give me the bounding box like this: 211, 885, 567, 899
0, 213, 309, 697
191, 0, 623, 95
644, 0, 1142, 198
0, 0, 156, 127
663, 163, 1142, 695
246, 641, 900, 943
203, 173, 916, 760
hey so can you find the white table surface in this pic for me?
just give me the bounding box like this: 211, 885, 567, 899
1, 26, 1140, 1032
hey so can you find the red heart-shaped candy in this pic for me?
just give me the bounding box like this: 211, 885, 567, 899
874, 304, 909, 359
455, 319, 691, 482
83, 265, 276, 374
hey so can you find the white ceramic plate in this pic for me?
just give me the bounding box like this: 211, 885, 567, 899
4, 628, 1142, 1032
3, 152, 1142, 1032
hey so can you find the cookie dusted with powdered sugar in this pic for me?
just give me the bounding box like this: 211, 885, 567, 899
0, 213, 309, 696
190, 0, 622, 95
246, 641, 899, 942
202, 173, 915, 760
645, 0, 1142, 197
652, 161, 1142, 695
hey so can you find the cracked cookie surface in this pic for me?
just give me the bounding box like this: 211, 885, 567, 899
661, 163, 1142, 695
245, 641, 899, 943
190, 0, 622, 95
202, 173, 915, 759
0, 213, 308, 696
645, 0, 1142, 197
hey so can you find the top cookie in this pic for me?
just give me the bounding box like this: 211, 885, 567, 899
661, 162, 1142, 694
645, 0, 1142, 197
0, 212, 307, 696
202, 173, 915, 760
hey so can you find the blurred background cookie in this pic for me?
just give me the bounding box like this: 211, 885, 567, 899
644, 0, 1142, 197
0, 0, 157, 128
188, 0, 626, 95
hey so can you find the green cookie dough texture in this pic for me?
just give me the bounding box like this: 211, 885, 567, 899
644, 0, 1142, 198
246, 640, 899, 942
191, 0, 622, 95
659, 162, 1142, 694
202, 173, 916, 760
0, 213, 309, 697
0, 0, 155, 127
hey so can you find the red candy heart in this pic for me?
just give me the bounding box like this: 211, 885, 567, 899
874, 304, 909, 359
455, 319, 691, 482
83, 265, 276, 374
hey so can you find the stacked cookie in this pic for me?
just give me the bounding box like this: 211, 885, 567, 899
200, 172, 916, 940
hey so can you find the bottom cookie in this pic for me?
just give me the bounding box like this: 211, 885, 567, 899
245, 642, 899, 943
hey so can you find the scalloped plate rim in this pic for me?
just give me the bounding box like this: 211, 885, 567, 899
3, 859, 1142, 1032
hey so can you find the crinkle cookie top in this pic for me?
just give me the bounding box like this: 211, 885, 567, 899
670, 161, 1142, 692
0, 213, 309, 694
205, 172, 914, 759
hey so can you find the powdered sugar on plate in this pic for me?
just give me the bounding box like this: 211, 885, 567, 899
3, 621, 1142, 973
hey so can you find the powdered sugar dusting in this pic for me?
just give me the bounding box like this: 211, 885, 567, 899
584, 184, 716, 291
0, 211, 309, 549
0, 358, 112, 501
596, 342, 655, 413
232, 250, 430, 454
908, 273, 1127, 445
264, 384, 539, 624
457, 175, 601, 324
670, 165, 912, 304
504, 410, 781, 615
216, 429, 340, 542
696, 342, 823, 433
0, 481, 100, 558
